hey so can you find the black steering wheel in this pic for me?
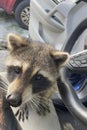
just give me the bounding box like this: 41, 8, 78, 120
57, 66, 87, 126
57, 6, 87, 125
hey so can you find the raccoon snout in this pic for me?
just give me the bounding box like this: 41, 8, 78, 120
6, 92, 22, 107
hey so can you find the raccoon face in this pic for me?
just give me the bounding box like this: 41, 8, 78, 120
6, 33, 69, 108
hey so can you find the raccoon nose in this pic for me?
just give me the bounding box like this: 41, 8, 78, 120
6, 93, 22, 107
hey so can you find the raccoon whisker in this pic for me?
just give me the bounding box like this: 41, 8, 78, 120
0, 88, 7, 93
32, 97, 51, 115
30, 99, 39, 112
33, 97, 49, 109
0, 79, 8, 88
35, 97, 49, 110
34, 95, 53, 107
31, 98, 40, 109
31, 97, 55, 115
34, 96, 49, 106
41, 100, 49, 108
30, 101, 36, 112
37, 100, 57, 116
35, 96, 59, 115
36, 96, 51, 107
32, 98, 45, 114
0, 80, 8, 94
0, 83, 8, 89
42, 101, 62, 117
0, 86, 7, 92
29, 101, 34, 110
0, 87, 7, 93
37, 95, 51, 102
32, 96, 40, 103
34, 96, 46, 102
39, 102, 50, 112
40, 102, 50, 113
33, 98, 45, 110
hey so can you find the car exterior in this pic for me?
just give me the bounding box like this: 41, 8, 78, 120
0, 0, 30, 29
0, 0, 16, 13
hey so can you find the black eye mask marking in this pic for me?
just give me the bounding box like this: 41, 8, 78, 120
7, 66, 22, 82
31, 73, 52, 93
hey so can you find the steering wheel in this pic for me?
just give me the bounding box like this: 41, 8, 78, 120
57, 65, 87, 126
57, 13, 87, 125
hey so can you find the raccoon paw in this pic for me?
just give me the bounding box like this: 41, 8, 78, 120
15, 103, 29, 121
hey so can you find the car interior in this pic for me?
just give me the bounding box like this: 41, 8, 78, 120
29, 0, 87, 129
1, 0, 87, 130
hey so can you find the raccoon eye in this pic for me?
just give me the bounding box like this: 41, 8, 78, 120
35, 74, 44, 80
31, 73, 52, 93
14, 66, 22, 74
7, 66, 22, 82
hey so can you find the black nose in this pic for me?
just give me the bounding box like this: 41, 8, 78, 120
6, 92, 22, 107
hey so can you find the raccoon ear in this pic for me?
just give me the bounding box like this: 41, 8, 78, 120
7, 33, 28, 51
51, 51, 69, 67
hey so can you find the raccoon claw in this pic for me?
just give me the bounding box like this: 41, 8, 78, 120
15, 108, 25, 121
15, 103, 29, 121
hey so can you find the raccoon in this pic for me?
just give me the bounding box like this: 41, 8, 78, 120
6, 33, 69, 130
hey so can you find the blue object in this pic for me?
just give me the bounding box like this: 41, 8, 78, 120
69, 73, 87, 91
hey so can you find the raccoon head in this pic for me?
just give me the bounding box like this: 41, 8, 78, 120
6, 33, 69, 109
